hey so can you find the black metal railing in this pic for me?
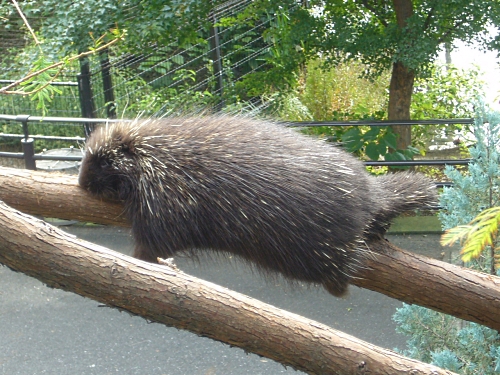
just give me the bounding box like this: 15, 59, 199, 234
0, 114, 122, 169
0, 115, 473, 181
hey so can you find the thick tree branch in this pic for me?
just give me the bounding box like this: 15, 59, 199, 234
0, 166, 127, 226
1, 166, 500, 331
355, 240, 500, 329
0, 200, 457, 375
360, 1, 388, 27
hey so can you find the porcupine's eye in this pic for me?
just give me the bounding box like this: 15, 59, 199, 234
80, 154, 119, 198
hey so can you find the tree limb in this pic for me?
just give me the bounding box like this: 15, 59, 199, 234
11, 0, 40, 45
360, 1, 388, 28
0, 166, 127, 226
1, 166, 500, 331
354, 241, 500, 330
0, 36, 123, 95
0, 199, 457, 375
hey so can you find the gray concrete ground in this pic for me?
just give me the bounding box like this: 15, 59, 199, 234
0, 225, 457, 375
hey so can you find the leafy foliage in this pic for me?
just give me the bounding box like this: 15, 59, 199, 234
394, 304, 500, 374
19, 55, 63, 116
410, 64, 485, 149
298, 58, 390, 121
394, 105, 500, 374
340, 125, 419, 164
16, 0, 500, 74
438, 106, 500, 273
229, 4, 312, 99
411, 65, 483, 120
294, 0, 499, 148
119, 68, 217, 117
441, 207, 500, 265
293, 58, 396, 162
20, 0, 216, 55
439, 108, 500, 236
309, 0, 500, 75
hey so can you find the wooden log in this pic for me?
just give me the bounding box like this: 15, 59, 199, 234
355, 240, 500, 330
0, 200, 456, 375
0, 166, 126, 226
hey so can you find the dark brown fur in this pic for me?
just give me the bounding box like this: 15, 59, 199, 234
78, 116, 436, 296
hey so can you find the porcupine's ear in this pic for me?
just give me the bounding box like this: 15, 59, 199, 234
112, 132, 136, 157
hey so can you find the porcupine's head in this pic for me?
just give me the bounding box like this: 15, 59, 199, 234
78, 121, 143, 201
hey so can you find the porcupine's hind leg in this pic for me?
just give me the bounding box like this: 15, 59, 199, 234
320, 173, 437, 296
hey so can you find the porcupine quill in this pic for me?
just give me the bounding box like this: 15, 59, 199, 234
78, 116, 437, 296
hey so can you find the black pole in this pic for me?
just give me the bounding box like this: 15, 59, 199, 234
78, 58, 96, 137
16, 115, 36, 170
21, 138, 36, 170
100, 49, 116, 119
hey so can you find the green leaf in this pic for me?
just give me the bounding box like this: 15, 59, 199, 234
362, 126, 381, 141
384, 151, 406, 161
381, 131, 397, 150
342, 127, 362, 140
365, 142, 381, 161
171, 55, 185, 65
441, 207, 500, 264
341, 127, 364, 152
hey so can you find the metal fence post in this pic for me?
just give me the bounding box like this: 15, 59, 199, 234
100, 49, 117, 119
78, 58, 96, 137
16, 114, 36, 170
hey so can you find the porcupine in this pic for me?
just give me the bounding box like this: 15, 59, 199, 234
78, 116, 436, 296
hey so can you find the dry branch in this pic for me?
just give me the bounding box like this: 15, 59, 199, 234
11, 0, 40, 45
0, 200, 456, 375
1, 166, 500, 331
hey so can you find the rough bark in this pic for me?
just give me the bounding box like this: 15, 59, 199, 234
0, 166, 127, 226
388, 61, 415, 151
1, 166, 500, 332
356, 241, 500, 330
389, 0, 415, 151
0, 200, 457, 375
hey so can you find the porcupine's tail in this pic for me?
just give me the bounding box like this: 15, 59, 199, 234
366, 172, 438, 238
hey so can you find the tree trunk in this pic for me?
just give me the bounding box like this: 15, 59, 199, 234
389, 0, 415, 151
0, 200, 458, 375
388, 61, 415, 151
2, 166, 500, 332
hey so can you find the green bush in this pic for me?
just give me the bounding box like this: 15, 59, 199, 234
393, 105, 500, 374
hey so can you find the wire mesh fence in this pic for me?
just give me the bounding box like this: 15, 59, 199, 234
1, 0, 278, 122
88, 0, 277, 118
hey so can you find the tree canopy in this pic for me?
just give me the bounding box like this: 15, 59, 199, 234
18, 0, 216, 53
301, 0, 500, 148
313, 1, 498, 73
4, 0, 500, 148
